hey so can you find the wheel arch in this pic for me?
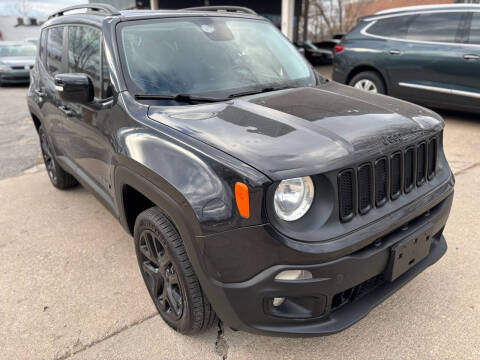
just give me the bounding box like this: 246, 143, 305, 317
114, 165, 202, 239
346, 65, 389, 94
27, 93, 44, 134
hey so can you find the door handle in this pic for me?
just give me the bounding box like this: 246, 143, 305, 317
463, 54, 479, 60
389, 49, 402, 55
58, 105, 73, 117
34, 89, 46, 97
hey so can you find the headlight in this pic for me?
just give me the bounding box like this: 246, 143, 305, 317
273, 176, 314, 221
0, 64, 10, 71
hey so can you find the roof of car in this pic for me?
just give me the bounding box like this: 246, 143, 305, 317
119, 9, 262, 20
375, 3, 480, 15
361, 3, 480, 21
43, 4, 263, 28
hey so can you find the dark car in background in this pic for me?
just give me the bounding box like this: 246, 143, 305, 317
313, 33, 345, 52
333, 4, 480, 113
0, 41, 36, 85
295, 41, 333, 65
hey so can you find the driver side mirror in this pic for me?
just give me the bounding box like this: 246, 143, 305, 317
54, 73, 94, 104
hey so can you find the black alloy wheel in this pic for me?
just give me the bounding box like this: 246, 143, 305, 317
134, 207, 217, 334
138, 229, 184, 322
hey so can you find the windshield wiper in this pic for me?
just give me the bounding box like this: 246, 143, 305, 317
228, 85, 292, 99
134, 93, 227, 103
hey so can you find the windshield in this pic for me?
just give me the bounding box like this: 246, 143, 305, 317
0, 43, 36, 57
118, 17, 315, 98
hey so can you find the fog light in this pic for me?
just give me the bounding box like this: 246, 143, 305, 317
272, 297, 285, 307
275, 269, 312, 281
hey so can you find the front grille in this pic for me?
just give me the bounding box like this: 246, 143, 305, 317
338, 169, 355, 221
390, 152, 402, 200
358, 164, 372, 214
338, 135, 439, 222
374, 158, 387, 207
428, 138, 437, 180
417, 142, 427, 186
404, 147, 415, 193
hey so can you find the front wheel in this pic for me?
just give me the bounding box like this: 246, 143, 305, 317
134, 207, 217, 334
349, 71, 386, 94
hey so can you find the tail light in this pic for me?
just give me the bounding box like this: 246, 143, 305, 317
334, 44, 345, 53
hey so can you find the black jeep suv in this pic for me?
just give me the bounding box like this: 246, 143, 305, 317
27, 4, 454, 336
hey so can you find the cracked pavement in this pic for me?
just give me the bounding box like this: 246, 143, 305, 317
0, 72, 479, 359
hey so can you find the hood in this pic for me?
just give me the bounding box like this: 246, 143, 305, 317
0, 56, 35, 66
148, 82, 444, 180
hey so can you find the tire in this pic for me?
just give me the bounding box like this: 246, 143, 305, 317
349, 71, 386, 94
39, 125, 78, 189
134, 207, 217, 334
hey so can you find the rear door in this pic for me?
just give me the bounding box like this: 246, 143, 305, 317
383, 12, 467, 106
361, 14, 413, 98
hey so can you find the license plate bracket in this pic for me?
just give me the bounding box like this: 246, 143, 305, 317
385, 225, 433, 282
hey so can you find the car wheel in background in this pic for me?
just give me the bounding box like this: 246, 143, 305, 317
39, 125, 78, 189
134, 207, 217, 334
349, 71, 386, 94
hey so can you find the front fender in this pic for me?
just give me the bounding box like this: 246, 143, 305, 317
114, 122, 270, 236
114, 164, 202, 237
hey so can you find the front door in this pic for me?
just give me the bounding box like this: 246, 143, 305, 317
58, 25, 116, 210
40, 25, 70, 156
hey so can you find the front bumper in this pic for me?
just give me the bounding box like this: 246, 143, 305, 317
0, 70, 30, 83
193, 177, 453, 336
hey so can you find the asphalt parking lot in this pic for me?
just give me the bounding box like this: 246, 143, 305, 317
1, 70, 479, 359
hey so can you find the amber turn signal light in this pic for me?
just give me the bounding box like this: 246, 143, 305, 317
235, 182, 250, 218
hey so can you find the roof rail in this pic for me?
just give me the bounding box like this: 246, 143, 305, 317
47, 3, 120, 20
182, 6, 257, 15
375, 3, 479, 15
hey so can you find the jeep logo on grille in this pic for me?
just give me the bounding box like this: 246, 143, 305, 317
382, 134, 402, 145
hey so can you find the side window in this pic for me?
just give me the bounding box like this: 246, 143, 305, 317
68, 26, 101, 98
367, 15, 414, 39
102, 46, 113, 98
39, 29, 47, 65
469, 13, 480, 44
46, 26, 64, 76
406, 12, 463, 43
